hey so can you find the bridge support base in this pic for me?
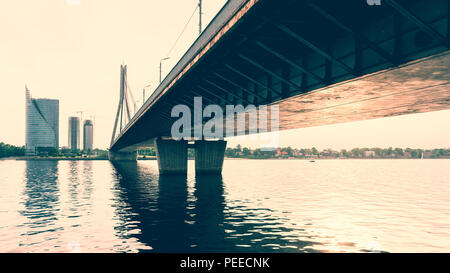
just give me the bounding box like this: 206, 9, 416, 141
154, 138, 188, 175
108, 151, 138, 161
195, 140, 227, 174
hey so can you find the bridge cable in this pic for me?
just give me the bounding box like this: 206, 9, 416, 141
165, 4, 199, 58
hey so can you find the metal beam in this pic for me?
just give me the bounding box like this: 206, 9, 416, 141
237, 53, 303, 90
324, 46, 332, 84
156, 89, 194, 109
190, 88, 222, 105
301, 55, 308, 91
212, 72, 266, 101
253, 83, 260, 105
266, 74, 272, 103
158, 90, 216, 121
276, 23, 356, 75
183, 89, 217, 105
156, 90, 220, 122
307, 2, 398, 65
385, 0, 449, 47
254, 40, 326, 85
144, 103, 172, 122
224, 64, 281, 95
448, 0, 450, 41
203, 79, 246, 102
281, 62, 290, 98
354, 34, 362, 75
196, 85, 233, 104
152, 98, 178, 121
394, 11, 403, 65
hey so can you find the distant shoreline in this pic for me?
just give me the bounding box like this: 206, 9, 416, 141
12, 157, 158, 161
0, 157, 448, 161
14, 157, 108, 161
223, 157, 450, 160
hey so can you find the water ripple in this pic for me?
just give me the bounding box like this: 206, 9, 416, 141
0, 159, 449, 252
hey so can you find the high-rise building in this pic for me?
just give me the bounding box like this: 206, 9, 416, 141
25, 86, 59, 155
83, 120, 93, 151
68, 117, 80, 150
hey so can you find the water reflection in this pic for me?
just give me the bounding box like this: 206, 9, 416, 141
110, 162, 314, 252
2, 159, 449, 252
22, 161, 59, 223
68, 161, 80, 218
80, 161, 93, 211
111, 162, 190, 252
190, 174, 230, 251
20, 161, 60, 247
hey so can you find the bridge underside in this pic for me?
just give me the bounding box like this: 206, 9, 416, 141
115, 50, 450, 152
110, 0, 450, 173
277, 51, 450, 130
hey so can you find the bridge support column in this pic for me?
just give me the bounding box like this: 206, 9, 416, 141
195, 140, 227, 174
108, 151, 138, 161
154, 138, 188, 175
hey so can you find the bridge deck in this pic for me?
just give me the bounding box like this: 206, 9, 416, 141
111, 0, 450, 152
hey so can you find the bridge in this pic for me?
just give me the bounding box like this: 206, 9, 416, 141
109, 0, 450, 174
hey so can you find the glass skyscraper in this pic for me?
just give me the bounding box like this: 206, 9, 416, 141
68, 117, 80, 150
83, 120, 94, 151
25, 86, 59, 155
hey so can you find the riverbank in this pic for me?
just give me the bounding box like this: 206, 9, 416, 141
1, 156, 448, 161
15, 157, 108, 161
3, 156, 158, 161
224, 157, 450, 160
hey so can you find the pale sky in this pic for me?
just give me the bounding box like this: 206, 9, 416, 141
226, 109, 450, 150
1, 0, 449, 150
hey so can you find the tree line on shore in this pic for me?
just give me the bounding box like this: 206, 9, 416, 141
0, 143, 109, 158
224, 145, 450, 159
1, 142, 450, 159
0, 142, 25, 157
135, 145, 450, 159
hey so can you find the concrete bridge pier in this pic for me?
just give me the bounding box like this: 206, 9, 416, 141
195, 140, 227, 174
154, 138, 188, 175
108, 151, 138, 161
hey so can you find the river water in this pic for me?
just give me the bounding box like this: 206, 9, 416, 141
0, 159, 449, 253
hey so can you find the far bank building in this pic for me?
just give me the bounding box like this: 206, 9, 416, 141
25, 86, 59, 155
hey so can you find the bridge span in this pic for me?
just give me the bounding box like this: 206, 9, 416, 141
109, 0, 450, 174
